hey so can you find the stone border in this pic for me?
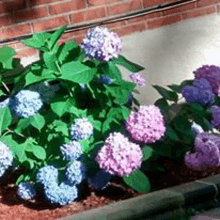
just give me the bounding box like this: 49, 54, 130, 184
59, 174, 220, 220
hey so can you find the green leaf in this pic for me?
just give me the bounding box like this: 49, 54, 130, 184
121, 106, 130, 120
21, 32, 51, 51
24, 69, 56, 87
80, 140, 91, 153
30, 113, 45, 131
52, 120, 69, 136
0, 46, 16, 63
60, 61, 96, 84
50, 98, 79, 117
100, 62, 122, 81
123, 169, 151, 193
43, 51, 60, 72
154, 98, 169, 114
32, 145, 46, 160
172, 117, 192, 135
165, 124, 179, 141
0, 107, 12, 135
14, 143, 27, 163
167, 84, 182, 93
142, 146, 154, 161
15, 174, 25, 185
14, 118, 31, 134
48, 25, 67, 50
112, 55, 145, 72
152, 85, 178, 102
58, 41, 79, 64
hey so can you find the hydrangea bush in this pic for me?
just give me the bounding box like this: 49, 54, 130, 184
1, 24, 219, 207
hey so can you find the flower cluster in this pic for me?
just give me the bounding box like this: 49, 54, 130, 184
129, 73, 146, 86
17, 182, 37, 200
9, 90, 43, 118
0, 141, 13, 177
96, 132, 143, 177
28, 81, 60, 104
36, 165, 80, 206
81, 26, 123, 62
126, 105, 166, 144
60, 141, 83, 161
184, 132, 220, 171
70, 118, 93, 141
210, 105, 220, 129
0, 98, 10, 109
44, 181, 78, 206
191, 122, 204, 137
87, 169, 112, 190
181, 78, 215, 107
194, 65, 220, 96
65, 160, 87, 185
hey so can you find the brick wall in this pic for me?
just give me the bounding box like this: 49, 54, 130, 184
0, 0, 219, 58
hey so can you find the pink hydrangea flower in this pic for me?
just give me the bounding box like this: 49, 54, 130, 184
184, 132, 220, 171
125, 105, 166, 144
194, 65, 220, 96
95, 132, 143, 177
129, 73, 146, 86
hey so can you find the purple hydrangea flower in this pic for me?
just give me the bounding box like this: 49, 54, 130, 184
36, 165, 59, 188
87, 169, 112, 190
125, 105, 166, 144
81, 26, 123, 62
126, 92, 133, 106
181, 79, 215, 106
184, 132, 220, 171
65, 160, 87, 185
129, 73, 146, 86
194, 65, 220, 96
210, 105, 220, 129
101, 75, 113, 85
70, 118, 93, 141
0, 141, 13, 177
9, 90, 43, 118
17, 182, 37, 200
60, 141, 82, 161
95, 132, 143, 177
44, 180, 78, 206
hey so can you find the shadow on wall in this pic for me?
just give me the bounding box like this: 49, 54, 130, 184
0, 0, 39, 25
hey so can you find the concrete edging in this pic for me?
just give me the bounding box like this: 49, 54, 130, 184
58, 174, 220, 220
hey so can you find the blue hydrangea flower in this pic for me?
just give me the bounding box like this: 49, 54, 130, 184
87, 169, 112, 190
126, 92, 133, 106
182, 85, 199, 103
101, 75, 113, 85
81, 26, 123, 62
44, 180, 78, 206
70, 118, 93, 141
65, 160, 87, 185
79, 83, 86, 92
193, 78, 212, 91
0, 141, 13, 177
36, 165, 59, 188
0, 98, 10, 109
191, 122, 204, 137
9, 90, 43, 118
28, 81, 60, 104
17, 182, 37, 200
197, 89, 215, 106
60, 141, 82, 161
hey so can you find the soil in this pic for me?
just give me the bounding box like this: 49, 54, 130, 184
1, 157, 220, 220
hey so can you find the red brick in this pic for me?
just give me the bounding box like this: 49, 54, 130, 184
103, 20, 127, 29
13, 6, 48, 23
110, 22, 146, 37
74, 34, 84, 44
49, 0, 86, 15
162, 2, 196, 16
14, 42, 28, 49
181, 5, 217, 20
126, 12, 162, 24
106, 0, 143, 16
27, 0, 61, 7
197, 0, 220, 8
70, 6, 106, 24
143, 0, 163, 8
0, 24, 32, 41
0, 14, 12, 26
15, 47, 37, 58
0, 0, 26, 14
147, 14, 182, 29
32, 16, 69, 32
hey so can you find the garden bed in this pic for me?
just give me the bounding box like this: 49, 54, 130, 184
0, 156, 219, 220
